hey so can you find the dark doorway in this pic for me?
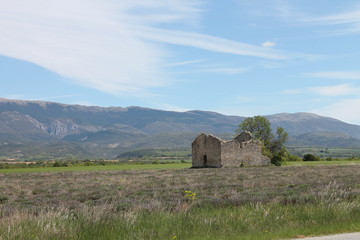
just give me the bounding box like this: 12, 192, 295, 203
203, 155, 207, 167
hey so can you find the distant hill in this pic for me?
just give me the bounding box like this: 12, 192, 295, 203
1, 97, 360, 159
267, 113, 360, 139
288, 132, 360, 148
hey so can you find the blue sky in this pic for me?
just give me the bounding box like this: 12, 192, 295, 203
1, 0, 360, 124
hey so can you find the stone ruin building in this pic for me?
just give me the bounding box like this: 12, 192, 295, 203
191, 131, 271, 168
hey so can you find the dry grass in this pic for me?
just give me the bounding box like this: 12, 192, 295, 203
1, 165, 360, 214
1, 165, 360, 239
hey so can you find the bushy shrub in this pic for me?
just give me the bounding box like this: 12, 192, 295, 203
53, 161, 68, 167
303, 154, 320, 161
271, 155, 283, 166
288, 154, 302, 161
271, 147, 289, 166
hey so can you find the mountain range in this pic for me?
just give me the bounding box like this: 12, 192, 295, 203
1, 97, 360, 160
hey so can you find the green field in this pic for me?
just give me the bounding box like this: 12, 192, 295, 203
0, 162, 191, 174
288, 146, 360, 158
286, 159, 360, 166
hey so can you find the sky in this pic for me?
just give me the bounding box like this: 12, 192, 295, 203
1, 0, 360, 124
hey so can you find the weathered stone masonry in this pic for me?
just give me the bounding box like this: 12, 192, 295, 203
192, 131, 270, 168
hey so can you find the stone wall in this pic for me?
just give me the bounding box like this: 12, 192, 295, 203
192, 133, 223, 168
222, 140, 270, 166
234, 131, 252, 143
192, 132, 270, 168
220, 140, 241, 167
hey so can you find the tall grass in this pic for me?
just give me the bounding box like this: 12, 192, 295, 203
2, 200, 360, 240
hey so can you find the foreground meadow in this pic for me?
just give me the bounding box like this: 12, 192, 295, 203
1, 165, 360, 239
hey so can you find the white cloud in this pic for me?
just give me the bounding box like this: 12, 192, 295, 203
304, 71, 360, 80
199, 67, 248, 75
283, 84, 360, 97
133, 27, 288, 59
0, 0, 178, 95
164, 59, 205, 67
158, 104, 190, 112
245, 1, 360, 35
313, 98, 360, 125
0, 0, 313, 95
293, 5, 360, 34
2, 94, 28, 100
239, 1, 360, 35
34, 94, 85, 101
303, 9, 360, 26
169, 64, 249, 75
309, 84, 360, 97
262, 41, 276, 48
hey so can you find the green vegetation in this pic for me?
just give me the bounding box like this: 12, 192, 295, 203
0, 162, 191, 174
287, 146, 360, 159
303, 153, 321, 161
117, 148, 191, 159
2, 201, 360, 240
237, 115, 290, 166
237, 115, 275, 148
2, 165, 360, 239
287, 160, 360, 166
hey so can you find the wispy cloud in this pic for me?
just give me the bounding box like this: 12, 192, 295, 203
283, 84, 360, 97
303, 71, 360, 80
0, 0, 315, 96
158, 104, 190, 112
245, 1, 360, 35
237, 0, 294, 19
284, 82, 360, 123
164, 59, 206, 67
170, 64, 249, 75
133, 27, 289, 60
2, 94, 28, 100
303, 9, 360, 26
199, 67, 249, 75
309, 84, 360, 97
284, 72, 360, 97
313, 98, 360, 124
284, 3, 360, 34
0, 0, 180, 95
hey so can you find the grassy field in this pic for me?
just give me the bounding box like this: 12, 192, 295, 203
286, 160, 360, 166
2, 160, 360, 174
0, 162, 191, 174
1, 164, 360, 239
287, 146, 360, 158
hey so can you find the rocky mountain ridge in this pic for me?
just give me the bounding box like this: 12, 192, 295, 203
1, 98, 360, 159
